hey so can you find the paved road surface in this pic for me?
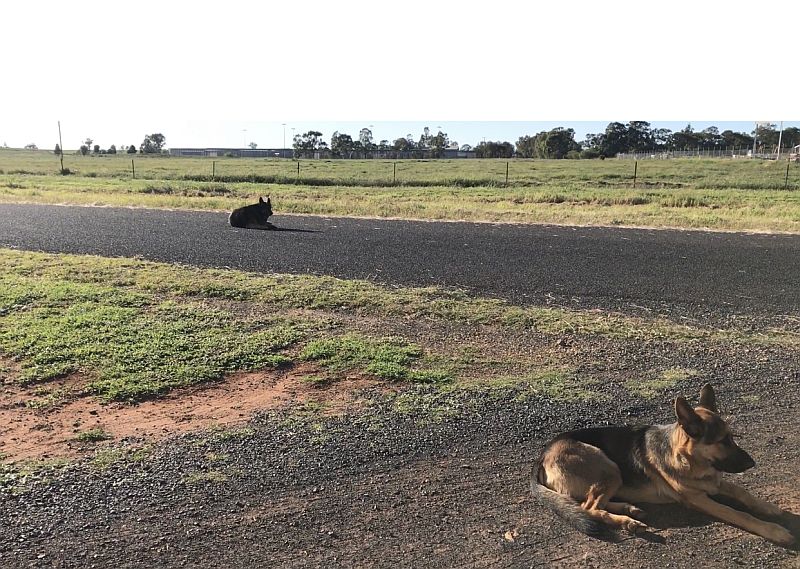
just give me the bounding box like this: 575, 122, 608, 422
1, 204, 798, 317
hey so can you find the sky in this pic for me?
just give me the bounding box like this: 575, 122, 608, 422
2, 1, 798, 150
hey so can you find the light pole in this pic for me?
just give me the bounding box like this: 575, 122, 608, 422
369, 124, 374, 158
241, 129, 247, 152
291, 128, 296, 159
282, 123, 286, 158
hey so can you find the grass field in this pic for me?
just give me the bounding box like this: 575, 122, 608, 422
2, 149, 799, 232
1, 248, 797, 405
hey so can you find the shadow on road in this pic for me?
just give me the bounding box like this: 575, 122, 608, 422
273, 227, 320, 233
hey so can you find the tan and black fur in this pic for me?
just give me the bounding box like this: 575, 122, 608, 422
229, 196, 275, 230
531, 385, 794, 545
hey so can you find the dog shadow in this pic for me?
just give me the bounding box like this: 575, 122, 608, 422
638, 498, 800, 550
238, 225, 319, 233
270, 226, 319, 233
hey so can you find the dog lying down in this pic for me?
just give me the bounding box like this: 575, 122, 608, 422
532, 384, 795, 545
229, 196, 276, 230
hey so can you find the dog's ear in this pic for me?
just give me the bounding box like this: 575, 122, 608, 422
259, 196, 265, 204
266, 196, 272, 206
675, 396, 704, 439
698, 384, 718, 413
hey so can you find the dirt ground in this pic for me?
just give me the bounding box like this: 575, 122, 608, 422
0, 364, 385, 462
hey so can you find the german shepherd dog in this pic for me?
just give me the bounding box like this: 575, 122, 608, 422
531, 385, 794, 545
229, 196, 275, 229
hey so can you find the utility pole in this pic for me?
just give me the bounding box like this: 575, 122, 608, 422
282, 123, 286, 159
777, 121, 784, 160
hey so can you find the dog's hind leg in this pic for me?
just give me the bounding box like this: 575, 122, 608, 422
544, 440, 648, 535
581, 485, 648, 534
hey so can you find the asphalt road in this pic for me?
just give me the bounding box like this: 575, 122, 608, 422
1, 203, 798, 317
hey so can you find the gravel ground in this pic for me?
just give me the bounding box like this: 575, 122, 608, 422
1, 361, 798, 568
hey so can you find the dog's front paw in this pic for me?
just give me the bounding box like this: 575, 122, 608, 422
764, 523, 795, 547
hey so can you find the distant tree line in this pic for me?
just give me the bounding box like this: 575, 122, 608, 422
295, 126, 459, 159
58, 133, 167, 156
31, 124, 800, 160
578, 122, 799, 158
292, 123, 800, 159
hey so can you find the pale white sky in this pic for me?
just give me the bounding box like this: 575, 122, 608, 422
2, 1, 798, 149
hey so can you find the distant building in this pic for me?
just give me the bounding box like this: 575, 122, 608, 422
169, 148, 289, 158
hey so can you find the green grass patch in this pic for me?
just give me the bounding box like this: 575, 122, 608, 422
0, 269, 304, 401
628, 367, 700, 398
91, 445, 151, 470
1, 249, 796, 408
183, 470, 229, 484
74, 427, 113, 443
300, 334, 451, 383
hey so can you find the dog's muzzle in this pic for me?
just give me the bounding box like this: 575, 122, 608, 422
713, 448, 755, 473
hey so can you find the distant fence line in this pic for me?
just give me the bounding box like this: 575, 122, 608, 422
617, 148, 798, 160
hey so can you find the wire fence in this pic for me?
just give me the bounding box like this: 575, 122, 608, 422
617, 148, 800, 160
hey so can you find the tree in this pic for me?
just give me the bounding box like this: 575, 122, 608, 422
601, 122, 629, 156
626, 122, 654, 152
108, 144, 117, 154
140, 133, 166, 154
780, 127, 800, 149
84, 138, 93, 150
93, 144, 100, 154
582, 122, 629, 157
671, 124, 699, 150
753, 124, 779, 150
293, 130, 324, 158
359, 128, 373, 147
475, 140, 514, 158
459, 144, 473, 152
127, 145, 137, 154
79, 145, 89, 156
393, 137, 413, 152
652, 128, 673, 150
24, 143, 38, 150
418, 127, 432, 150
518, 128, 579, 159
429, 130, 449, 158
331, 131, 355, 158
516, 135, 536, 158
54, 144, 62, 155
720, 130, 753, 150
248, 142, 258, 149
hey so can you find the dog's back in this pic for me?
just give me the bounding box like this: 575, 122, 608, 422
229, 196, 273, 229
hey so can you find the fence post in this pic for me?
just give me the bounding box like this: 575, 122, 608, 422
212, 161, 215, 180
786, 159, 791, 190
131, 159, 135, 179
297, 161, 300, 177
633, 160, 638, 188
505, 161, 509, 187
393, 162, 397, 183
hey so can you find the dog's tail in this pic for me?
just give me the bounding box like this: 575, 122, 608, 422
530, 461, 609, 539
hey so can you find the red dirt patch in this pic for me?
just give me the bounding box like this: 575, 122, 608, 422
0, 364, 383, 463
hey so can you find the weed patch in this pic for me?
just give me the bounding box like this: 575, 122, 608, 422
628, 367, 699, 398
